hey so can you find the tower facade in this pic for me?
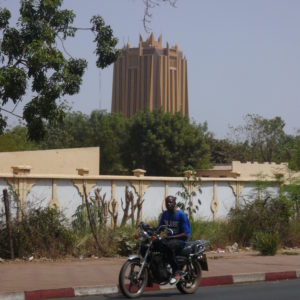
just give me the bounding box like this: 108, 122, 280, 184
111, 34, 188, 117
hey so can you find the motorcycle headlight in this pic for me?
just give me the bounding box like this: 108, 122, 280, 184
139, 230, 149, 241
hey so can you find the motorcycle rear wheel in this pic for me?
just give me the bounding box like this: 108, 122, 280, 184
176, 260, 201, 294
119, 260, 148, 298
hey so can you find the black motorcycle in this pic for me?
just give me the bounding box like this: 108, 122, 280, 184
119, 222, 209, 298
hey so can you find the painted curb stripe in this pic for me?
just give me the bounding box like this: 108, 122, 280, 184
74, 286, 118, 296
0, 292, 25, 300
233, 273, 265, 283
118, 283, 160, 294
265, 271, 297, 281
25, 288, 74, 300
200, 275, 233, 286
296, 271, 300, 278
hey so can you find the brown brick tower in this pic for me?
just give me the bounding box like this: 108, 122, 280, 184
111, 34, 188, 117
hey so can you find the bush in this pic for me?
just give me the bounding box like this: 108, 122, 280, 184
284, 219, 300, 247
0, 207, 75, 259
253, 231, 280, 256
74, 225, 138, 257
190, 220, 228, 249
226, 195, 293, 247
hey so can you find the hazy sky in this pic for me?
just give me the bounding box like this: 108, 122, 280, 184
2, 0, 300, 138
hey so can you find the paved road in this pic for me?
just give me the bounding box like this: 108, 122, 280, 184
60, 279, 300, 300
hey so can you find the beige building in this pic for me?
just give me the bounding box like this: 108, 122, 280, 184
111, 34, 188, 117
0, 147, 100, 176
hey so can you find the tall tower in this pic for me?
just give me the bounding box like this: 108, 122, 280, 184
111, 34, 188, 117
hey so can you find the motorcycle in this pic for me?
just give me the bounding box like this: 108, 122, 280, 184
119, 222, 209, 298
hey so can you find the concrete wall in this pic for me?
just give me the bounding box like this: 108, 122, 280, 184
0, 147, 100, 175
0, 174, 280, 225
1, 148, 299, 225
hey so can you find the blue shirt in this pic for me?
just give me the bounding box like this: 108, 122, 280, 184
159, 210, 191, 241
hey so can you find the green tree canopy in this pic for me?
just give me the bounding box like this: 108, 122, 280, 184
0, 0, 119, 140
229, 114, 290, 163
289, 134, 300, 171
40, 110, 127, 174
207, 137, 252, 164
0, 125, 38, 151
40, 110, 210, 176
122, 110, 211, 176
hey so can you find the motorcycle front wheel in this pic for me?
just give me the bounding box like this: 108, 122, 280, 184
119, 260, 148, 298
176, 260, 202, 294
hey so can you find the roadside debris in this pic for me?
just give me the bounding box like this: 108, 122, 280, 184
216, 247, 225, 253
226, 242, 239, 253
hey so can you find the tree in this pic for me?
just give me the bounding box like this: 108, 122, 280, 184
230, 114, 289, 163
40, 110, 127, 174
88, 111, 128, 174
0, 126, 37, 152
207, 137, 252, 164
41, 110, 210, 176
0, 0, 119, 140
289, 134, 300, 171
122, 110, 211, 176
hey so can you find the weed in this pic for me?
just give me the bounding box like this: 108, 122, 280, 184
190, 220, 228, 249
0, 207, 75, 259
252, 231, 280, 256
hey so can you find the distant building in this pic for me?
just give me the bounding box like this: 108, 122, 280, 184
111, 34, 188, 117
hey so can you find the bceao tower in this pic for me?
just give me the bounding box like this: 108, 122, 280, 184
111, 34, 188, 117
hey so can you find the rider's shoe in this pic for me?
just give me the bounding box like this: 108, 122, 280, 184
169, 271, 183, 285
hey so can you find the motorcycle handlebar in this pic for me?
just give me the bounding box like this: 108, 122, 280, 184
139, 222, 173, 236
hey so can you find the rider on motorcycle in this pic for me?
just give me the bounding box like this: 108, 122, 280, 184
158, 195, 191, 284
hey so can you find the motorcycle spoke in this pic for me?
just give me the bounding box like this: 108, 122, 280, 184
128, 282, 134, 292
123, 262, 145, 294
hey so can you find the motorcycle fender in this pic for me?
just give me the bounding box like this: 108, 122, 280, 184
127, 255, 141, 263
198, 253, 209, 271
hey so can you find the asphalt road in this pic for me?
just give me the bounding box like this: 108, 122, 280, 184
60, 279, 300, 300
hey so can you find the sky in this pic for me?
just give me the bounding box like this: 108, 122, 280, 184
1, 0, 300, 138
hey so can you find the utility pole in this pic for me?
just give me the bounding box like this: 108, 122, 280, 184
3, 189, 14, 259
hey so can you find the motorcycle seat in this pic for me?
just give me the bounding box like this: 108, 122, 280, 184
179, 240, 208, 256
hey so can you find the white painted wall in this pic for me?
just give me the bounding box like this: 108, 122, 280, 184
57, 180, 83, 220
26, 179, 52, 210
197, 182, 214, 221
0, 177, 283, 225
216, 182, 236, 219
143, 182, 164, 222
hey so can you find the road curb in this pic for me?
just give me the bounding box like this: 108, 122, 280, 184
0, 292, 25, 300
1, 270, 299, 300
233, 272, 265, 283
200, 275, 233, 286
25, 288, 74, 300
74, 286, 118, 296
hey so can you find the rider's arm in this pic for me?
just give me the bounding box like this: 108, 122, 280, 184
157, 211, 166, 232
165, 232, 188, 240
181, 211, 191, 240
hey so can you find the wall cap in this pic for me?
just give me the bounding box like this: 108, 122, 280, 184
11, 165, 31, 175
132, 169, 146, 177
76, 168, 89, 176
